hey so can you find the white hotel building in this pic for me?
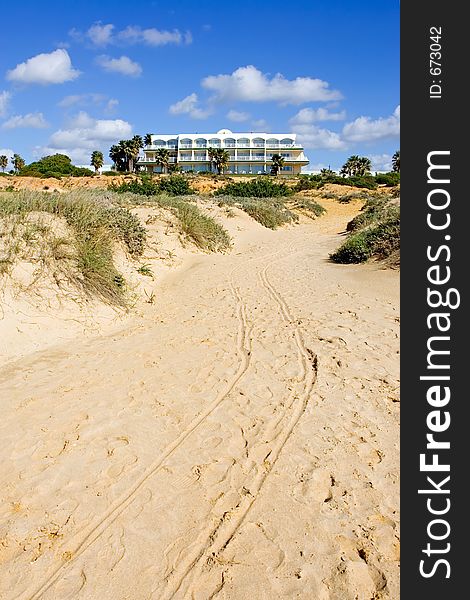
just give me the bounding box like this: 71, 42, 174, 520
137, 129, 309, 175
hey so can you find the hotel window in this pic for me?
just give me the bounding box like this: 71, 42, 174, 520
154, 139, 166, 147
266, 138, 279, 147
224, 138, 236, 147
237, 137, 250, 147
180, 138, 192, 148
252, 137, 265, 147
280, 138, 294, 146
208, 138, 221, 147
195, 138, 207, 147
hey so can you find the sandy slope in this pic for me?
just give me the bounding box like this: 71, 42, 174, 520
0, 201, 399, 599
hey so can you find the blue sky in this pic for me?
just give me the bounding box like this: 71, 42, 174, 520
0, 0, 399, 171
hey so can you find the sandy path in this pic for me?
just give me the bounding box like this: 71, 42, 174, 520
0, 210, 399, 599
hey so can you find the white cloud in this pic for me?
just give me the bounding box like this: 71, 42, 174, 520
292, 124, 346, 151
342, 106, 400, 143
58, 93, 106, 107
72, 22, 192, 47
0, 91, 11, 117
6, 49, 80, 85
117, 25, 192, 46
227, 109, 250, 122
87, 23, 114, 46
289, 107, 346, 125
169, 93, 211, 119
251, 119, 270, 132
105, 98, 119, 113
2, 112, 49, 130
202, 65, 342, 105
96, 55, 142, 77
370, 153, 394, 172
37, 112, 133, 163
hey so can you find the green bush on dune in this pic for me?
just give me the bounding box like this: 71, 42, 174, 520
110, 174, 194, 196
214, 177, 293, 198
330, 216, 400, 264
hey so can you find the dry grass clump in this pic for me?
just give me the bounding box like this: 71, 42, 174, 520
172, 201, 232, 252
1, 189, 232, 306
112, 191, 231, 252
216, 195, 298, 229
0, 189, 146, 304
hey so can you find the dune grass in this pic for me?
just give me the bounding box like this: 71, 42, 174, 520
330, 194, 400, 265
1, 189, 231, 306
216, 195, 298, 229
289, 198, 326, 219
0, 189, 146, 304
173, 201, 231, 251
112, 191, 231, 252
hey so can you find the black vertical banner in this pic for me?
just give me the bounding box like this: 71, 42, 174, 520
401, 2, 466, 597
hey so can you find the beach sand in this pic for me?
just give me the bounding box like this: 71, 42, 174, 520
0, 198, 399, 599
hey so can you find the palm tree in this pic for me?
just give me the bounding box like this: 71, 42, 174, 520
392, 150, 400, 172
90, 150, 104, 174
12, 153, 25, 173
130, 135, 143, 172
0, 155, 8, 172
213, 148, 230, 175
270, 153, 285, 176
207, 147, 217, 173
109, 144, 124, 171
144, 133, 152, 147
340, 155, 371, 177
356, 156, 372, 176
155, 148, 170, 174
320, 167, 336, 178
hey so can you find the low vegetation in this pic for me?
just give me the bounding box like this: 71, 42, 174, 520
216, 195, 298, 229
0, 187, 233, 306
289, 198, 326, 219
0, 190, 146, 304
110, 174, 194, 196
19, 154, 94, 178
330, 194, 400, 266
214, 177, 293, 198
173, 201, 231, 251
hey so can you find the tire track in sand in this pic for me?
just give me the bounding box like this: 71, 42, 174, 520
159, 257, 318, 600
14, 263, 255, 600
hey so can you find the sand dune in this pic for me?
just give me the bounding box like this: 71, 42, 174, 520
0, 199, 399, 599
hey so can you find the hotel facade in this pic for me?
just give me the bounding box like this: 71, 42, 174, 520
137, 129, 309, 175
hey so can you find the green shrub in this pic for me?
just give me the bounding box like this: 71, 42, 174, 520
346, 196, 399, 232
331, 214, 400, 264
158, 174, 193, 195
110, 176, 160, 196
19, 154, 93, 178
294, 175, 322, 191
214, 176, 293, 198
103, 170, 120, 176
375, 172, 400, 186
72, 167, 95, 177
110, 174, 193, 196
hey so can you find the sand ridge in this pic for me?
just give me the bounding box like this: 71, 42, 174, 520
0, 200, 399, 599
